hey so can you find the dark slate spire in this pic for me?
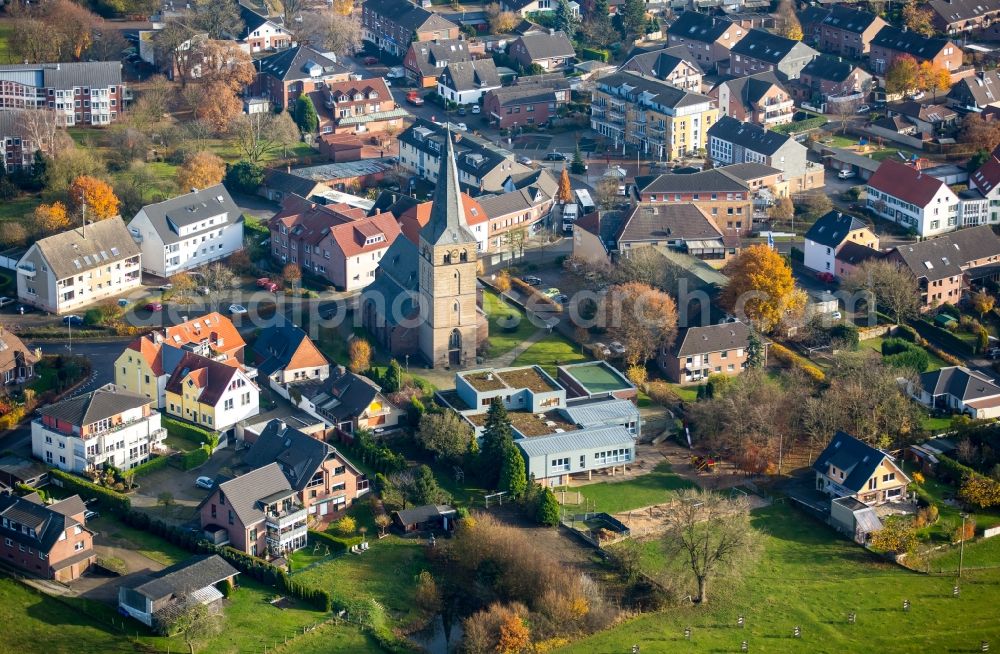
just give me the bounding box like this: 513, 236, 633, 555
420, 126, 477, 246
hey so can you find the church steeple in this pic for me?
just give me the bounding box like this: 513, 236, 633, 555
420, 126, 477, 247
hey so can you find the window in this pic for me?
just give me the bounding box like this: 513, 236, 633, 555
74, 541, 85, 551
551, 457, 570, 472
868, 477, 877, 490
3, 538, 10, 547
228, 510, 234, 525
882, 472, 895, 483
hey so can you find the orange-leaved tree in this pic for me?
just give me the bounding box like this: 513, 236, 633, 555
348, 338, 372, 373
32, 201, 72, 235
721, 243, 805, 333
496, 612, 531, 654
600, 281, 678, 368
176, 151, 226, 191
557, 168, 573, 204
69, 175, 120, 220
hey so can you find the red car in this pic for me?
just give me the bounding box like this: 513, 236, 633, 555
145, 302, 163, 312
817, 272, 835, 284
363, 56, 378, 66
256, 277, 279, 292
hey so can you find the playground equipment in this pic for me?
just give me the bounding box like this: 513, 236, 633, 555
691, 455, 720, 472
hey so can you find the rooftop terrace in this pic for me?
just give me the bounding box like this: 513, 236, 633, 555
460, 366, 561, 394
466, 410, 577, 438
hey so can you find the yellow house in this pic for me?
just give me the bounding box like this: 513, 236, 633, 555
813, 431, 910, 506
164, 351, 259, 432
115, 336, 167, 407
592, 70, 718, 161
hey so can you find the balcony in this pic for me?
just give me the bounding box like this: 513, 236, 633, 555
16, 263, 35, 277
265, 504, 307, 530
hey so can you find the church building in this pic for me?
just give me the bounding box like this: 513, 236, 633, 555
361, 129, 488, 368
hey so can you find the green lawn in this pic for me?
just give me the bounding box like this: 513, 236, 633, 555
0, 195, 42, 223
483, 291, 540, 358
559, 504, 1000, 654
0, 22, 15, 65
510, 332, 589, 373
269, 621, 383, 653
162, 416, 212, 452
554, 461, 695, 515
89, 515, 189, 566
920, 414, 953, 434
930, 532, 1000, 572
861, 336, 949, 372
668, 383, 701, 403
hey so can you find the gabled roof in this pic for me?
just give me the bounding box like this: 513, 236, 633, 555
239, 5, 278, 37
328, 211, 401, 258
671, 321, 751, 357
804, 210, 869, 248
255, 46, 348, 82
622, 45, 705, 80
890, 225, 1000, 282
616, 203, 722, 245
801, 54, 862, 83
666, 11, 733, 43
132, 184, 241, 246
244, 420, 338, 491
127, 554, 238, 601
164, 351, 249, 407
871, 25, 954, 60
707, 115, 794, 156
950, 70, 1000, 108
971, 153, 1000, 194
730, 29, 817, 64
251, 325, 327, 377
721, 71, 785, 107
866, 159, 951, 207
0, 493, 86, 554
0, 328, 38, 373
263, 169, 330, 199
215, 462, 294, 526
512, 31, 575, 60
399, 119, 519, 188
920, 366, 1000, 403
836, 240, 882, 266
820, 5, 884, 33
439, 59, 500, 93
164, 313, 245, 359
640, 169, 750, 194
38, 384, 150, 428
928, 0, 1000, 26
408, 39, 471, 78
598, 71, 714, 110
812, 431, 905, 493
321, 77, 393, 104
28, 218, 140, 281
889, 101, 957, 123
364, 0, 458, 33
303, 366, 385, 421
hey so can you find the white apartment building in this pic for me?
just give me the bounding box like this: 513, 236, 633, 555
865, 160, 960, 237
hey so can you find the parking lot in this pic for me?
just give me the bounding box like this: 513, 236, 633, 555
129, 448, 239, 515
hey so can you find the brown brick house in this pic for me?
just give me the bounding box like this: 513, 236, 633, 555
482, 84, 568, 129
253, 46, 351, 110
308, 77, 407, 137
711, 71, 794, 126
0, 61, 125, 126
636, 169, 754, 236
928, 0, 1000, 36
658, 322, 761, 384
362, 0, 460, 58
404, 39, 474, 89
798, 55, 873, 103
869, 26, 963, 76
0, 494, 95, 581
729, 29, 819, 82
666, 12, 746, 73
817, 6, 887, 58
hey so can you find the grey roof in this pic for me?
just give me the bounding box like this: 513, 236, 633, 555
671, 321, 751, 357
364, 0, 458, 32
244, 420, 338, 491
920, 366, 1000, 402
708, 115, 794, 157
477, 190, 534, 219
0, 493, 84, 554
395, 504, 456, 526
804, 210, 869, 248
836, 240, 881, 265
132, 184, 241, 245
513, 31, 575, 61
717, 162, 783, 181
666, 11, 733, 43
0, 61, 122, 90
890, 225, 1000, 282
127, 554, 238, 601
301, 366, 383, 422
730, 29, 818, 64
929, 0, 1000, 25
623, 45, 705, 79
420, 127, 478, 246
262, 169, 328, 198
239, 5, 271, 35
439, 59, 500, 93
38, 384, 150, 427
49, 496, 87, 518
516, 425, 635, 458
559, 398, 639, 428
408, 39, 472, 78
486, 84, 559, 106
640, 169, 750, 194
812, 431, 899, 494
251, 324, 320, 377
598, 71, 713, 110
616, 204, 722, 245
399, 119, 517, 190
255, 46, 348, 82
28, 218, 140, 281
820, 5, 883, 33
216, 462, 294, 526
801, 54, 861, 83
950, 71, 1000, 108
362, 236, 419, 326
721, 70, 785, 107
871, 25, 953, 59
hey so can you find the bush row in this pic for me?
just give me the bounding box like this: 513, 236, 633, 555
162, 416, 217, 447
14, 483, 47, 501
936, 453, 978, 486
307, 529, 363, 555
129, 454, 172, 478
894, 323, 964, 366
771, 115, 827, 134
49, 469, 130, 513
509, 277, 563, 313
179, 447, 210, 470
769, 343, 825, 382
579, 47, 610, 62
346, 430, 406, 474
911, 319, 977, 356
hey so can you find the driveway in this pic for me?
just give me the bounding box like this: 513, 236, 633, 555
130, 448, 240, 514
72, 544, 165, 603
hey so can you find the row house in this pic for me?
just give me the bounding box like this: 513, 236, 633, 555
803, 210, 879, 278
711, 71, 794, 127
948, 69, 1000, 110
404, 39, 473, 88
0, 61, 125, 126
620, 45, 704, 92
865, 159, 960, 237
31, 384, 165, 474
817, 6, 887, 58
437, 59, 502, 106
362, 0, 460, 58
929, 0, 1000, 35
707, 116, 823, 192
165, 350, 259, 432
0, 494, 95, 581
869, 26, 963, 75
16, 218, 141, 315
476, 181, 557, 250
592, 71, 719, 161
483, 80, 569, 129
310, 77, 407, 137
666, 12, 746, 73
253, 46, 351, 110
729, 29, 818, 82
797, 55, 873, 104
635, 168, 754, 236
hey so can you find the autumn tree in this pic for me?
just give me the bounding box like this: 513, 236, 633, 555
497, 612, 531, 654
414, 571, 442, 616
961, 114, 1000, 153
974, 289, 996, 319
0, 223, 28, 248
869, 517, 917, 554
202, 262, 240, 299
721, 244, 805, 333
902, 2, 935, 36
283, 262, 303, 290
960, 474, 1000, 508
14, 109, 70, 159
768, 195, 794, 225
154, 22, 201, 87
801, 192, 833, 221
600, 281, 678, 367
557, 168, 573, 203
69, 176, 120, 220
169, 272, 198, 302
299, 9, 364, 58
348, 338, 372, 373
777, 0, 803, 40
374, 513, 391, 537
485, 3, 519, 34
188, 41, 255, 132
843, 258, 920, 324
885, 54, 920, 95
495, 269, 512, 293
31, 202, 72, 235
48, 0, 97, 61
192, 0, 244, 39
661, 489, 760, 604
918, 61, 952, 100
162, 600, 223, 652
594, 176, 620, 210
176, 151, 226, 190
331, 0, 354, 15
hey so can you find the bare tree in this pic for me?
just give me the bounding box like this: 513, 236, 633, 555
14, 109, 70, 158
229, 111, 300, 163
661, 489, 760, 604
298, 9, 363, 58
86, 22, 130, 61
832, 97, 860, 133
842, 258, 920, 324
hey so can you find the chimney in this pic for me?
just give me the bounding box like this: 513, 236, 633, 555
979, 70, 986, 81
277, 419, 287, 433
287, 163, 292, 173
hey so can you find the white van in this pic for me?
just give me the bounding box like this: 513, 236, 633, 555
562, 203, 579, 233
574, 189, 595, 215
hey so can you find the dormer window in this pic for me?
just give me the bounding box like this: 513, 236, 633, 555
369, 91, 378, 99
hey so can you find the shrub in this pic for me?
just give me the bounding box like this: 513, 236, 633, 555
881, 337, 914, 356
911, 319, 976, 356
884, 348, 930, 372
959, 474, 1000, 508
894, 324, 919, 342
14, 483, 47, 501
50, 469, 130, 513
579, 47, 609, 62
129, 454, 172, 477
332, 516, 357, 536
830, 323, 860, 349
769, 343, 826, 382
180, 447, 210, 470
309, 529, 362, 554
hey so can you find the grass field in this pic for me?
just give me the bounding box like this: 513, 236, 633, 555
559, 504, 1000, 654
555, 461, 695, 515
0, 22, 15, 65
511, 332, 588, 373
0, 195, 43, 223
483, 291, 540, 358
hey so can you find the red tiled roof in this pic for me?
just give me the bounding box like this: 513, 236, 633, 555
165, 313, 245, 361
125, 335, 164, 376
867, 159, 947, 207
165, 351, 252, 407
327, 211, 401, 257
972, 155, 1000, 195
398, 193, 487, 244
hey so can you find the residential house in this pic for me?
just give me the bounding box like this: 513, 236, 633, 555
729, 29, 818, 82
114, 312, 248, 408
31, 384, 165, 474
244, 420, 368, 518
928, 0, 1000, 35
817, 6, 887, 58
437, 59, 501, 106
798, 5, 832, 45
869, 26, 963, 75
398, 119, 530, 193
236, 5, 293, 53
0, 112, 38, 172
835, 240, 883, 279
164, 351, 259, 432
118, 555, 239, 628
707, 115, 824, 192
711, 71, 794, 126
797, 55, 873, 104
592, 71, 718, 160
260, 168, 332, 204
886, 101, 959, 135
813, 431, 910, 506
0, 61, 125, 126
803, 210, 879, 278
969, 146, 1000, 223
508, 31, 576, 72
619, 46, 704, 91
127, 184, 243, 278
666, 12, 746, 72
253, 46, 351, 110
0, 494, 95, 581
139, 30, 208, 81
914, 366, 1000, 419
15, 218, 142, 315
361, 0, 461, 58
716, 161, 786, 197
949, 70, 1000, 109
865, 159, 960, 237
291, 365, 405, 433
0, 328, 38, 389
615, 203, 736, 260
476, 180, 556, 251
251, 324, 330, 386
635, 169, 754, 235
403, 39, 473, 88
310, 77, 407, 137
657, 321, 758, 383
199, 462, 305, 557
482, 83, 568, 129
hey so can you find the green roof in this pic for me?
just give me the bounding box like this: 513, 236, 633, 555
560, 361, 633, 395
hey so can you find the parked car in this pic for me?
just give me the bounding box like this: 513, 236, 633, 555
542, 287, 561, 298
145, 302, 163, 312
516, 155, 533, 166
554, 294, 569, 304
256, 277, 279, 292
406, 91, 424, 106
590, 342, 612, 357
856, 104, 870, 114
84, 510, 99, 521
471, 105, 481, 114
229, 304, 248, 315
197, 286, 211, 295
363, 56, 378, 65
457, 107, 467, 116
817, 272, 835, 284
521, 275, 542, 286
837, 169, 854, 179
545, 151, 567, 161
158, 283, 173, 291
830, 310, 842, 320
455, 122, 468, 131
62, 315, 84, 326
987, 347, 1000, 360
609, 341, 626, 355
195, 476, 214, 490
16, 305, 33, 315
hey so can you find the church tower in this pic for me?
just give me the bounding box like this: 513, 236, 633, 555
417, 128, 480, 368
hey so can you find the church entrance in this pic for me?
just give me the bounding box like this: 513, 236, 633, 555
448, 329, 462, 367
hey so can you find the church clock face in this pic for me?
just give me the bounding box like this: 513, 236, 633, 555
450, 249, 460, 261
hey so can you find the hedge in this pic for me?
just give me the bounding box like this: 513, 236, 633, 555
14, 483, 47, 501
49, 469, 130, 513
911, 319, 976, 356
510, 277, 562, 313
884, 348, 930, 372
894, 324, 919, 342
162, 416, 216, 448
308, 529, 363, 555
579, 47, 610, 62
936, 454, 977, 485
129, 454, 172, 478
771, 115, 827, 134
769, 343, 825, 382
179, 447, 210, 470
